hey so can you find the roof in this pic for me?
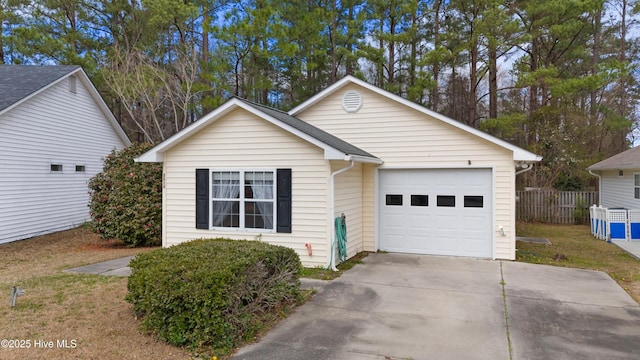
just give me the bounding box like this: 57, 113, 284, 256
136, 97, 382, 164
0, 65, 81, 112
0, 65, 130, 146
289, 75, 542, 163
587, 146, 640, 171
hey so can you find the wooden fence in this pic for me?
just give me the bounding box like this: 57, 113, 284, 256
516, 190, 598, 224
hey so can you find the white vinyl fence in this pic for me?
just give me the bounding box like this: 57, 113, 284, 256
589, 205, 640, 242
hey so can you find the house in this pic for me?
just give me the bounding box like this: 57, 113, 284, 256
587, 146, 640, 209
0, 65, 130, 244
137, 76, 541, 267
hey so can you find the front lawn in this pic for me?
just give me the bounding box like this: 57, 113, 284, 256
0, 228, 191, 360
516, 223, 640, 303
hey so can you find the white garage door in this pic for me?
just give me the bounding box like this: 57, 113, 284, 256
379, 169, 492, 258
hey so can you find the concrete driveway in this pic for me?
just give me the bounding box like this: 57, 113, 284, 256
233, 253, 640, 360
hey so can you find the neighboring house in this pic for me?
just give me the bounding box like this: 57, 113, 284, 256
0, 65, 130, 244
587, 146, 640, 209
137, 76, 541, 267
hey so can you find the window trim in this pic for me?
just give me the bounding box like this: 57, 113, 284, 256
635, 173, 640, 200
209, 169, 277, 232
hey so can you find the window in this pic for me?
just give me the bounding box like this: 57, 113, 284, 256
437, 195, 455, 207
386, 194, 403, 206
411, 195, 428, 207
50, 164, 63, 172
75, 165, 86, 172
211, 170, 274, 230
464, 196, 484, 208
69, 75, 76, 93
635, 174, 640, 199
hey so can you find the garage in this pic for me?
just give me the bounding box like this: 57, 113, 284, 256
379, 168, 493, 258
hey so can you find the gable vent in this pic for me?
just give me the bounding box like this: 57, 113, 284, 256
342, 90, 363, 113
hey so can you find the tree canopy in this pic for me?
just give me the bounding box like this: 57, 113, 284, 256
2, 0, 639, 189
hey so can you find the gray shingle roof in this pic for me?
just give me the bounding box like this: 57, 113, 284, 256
0, 65, 81, 112
234, 97, 379, 160
587, 146, 640, 171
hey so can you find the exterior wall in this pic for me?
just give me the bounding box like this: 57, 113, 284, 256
0, 77, 127, 244
362, 164, 376, 252
599, 170, 640, 209
331, 161, 363, 259
162, 108, 331, 267
297, 83, 517, 259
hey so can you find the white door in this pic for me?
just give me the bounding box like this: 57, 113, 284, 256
379, 169, 492, 257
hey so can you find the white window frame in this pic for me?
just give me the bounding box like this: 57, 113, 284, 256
635, 173, 640, 200
210, 169, 277, 232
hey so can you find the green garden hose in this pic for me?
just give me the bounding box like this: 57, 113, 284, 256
335, 215, 348, 263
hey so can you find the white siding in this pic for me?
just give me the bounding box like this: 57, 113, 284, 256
600, 170, 640, 209
331, 161, 363, 260
297, 83, 517, 259
0, 77, 128, 244
163, 108, 331, 267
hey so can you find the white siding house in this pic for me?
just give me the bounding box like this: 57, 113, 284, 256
138, 76, 541, 267
588, 146, 640, 209
0, 65, 130, 244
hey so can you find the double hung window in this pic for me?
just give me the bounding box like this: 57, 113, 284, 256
211, 170, 275, 230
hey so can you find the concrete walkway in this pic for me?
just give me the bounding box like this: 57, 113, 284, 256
612, 240, 640, 260
65, 256, 135, 276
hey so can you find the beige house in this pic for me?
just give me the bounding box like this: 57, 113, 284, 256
137, 76, 541, 267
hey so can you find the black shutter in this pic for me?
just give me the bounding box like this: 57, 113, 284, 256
195, 169, 209, 229
276, 169, 292, 233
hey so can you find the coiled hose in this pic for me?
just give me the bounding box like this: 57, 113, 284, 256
335, 214, 348, 263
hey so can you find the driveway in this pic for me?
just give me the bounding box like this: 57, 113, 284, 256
233, 253, 640, 360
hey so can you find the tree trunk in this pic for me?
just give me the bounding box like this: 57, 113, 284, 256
488, 40, 497, 119
431, 0, 441, 111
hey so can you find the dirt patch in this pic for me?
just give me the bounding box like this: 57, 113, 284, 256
0, 228, 192, 359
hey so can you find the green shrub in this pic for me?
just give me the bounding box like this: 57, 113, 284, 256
126, 239, 302, 355
88, 143, 162, 246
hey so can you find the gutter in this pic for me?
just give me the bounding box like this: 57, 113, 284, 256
327, 160, 355, 271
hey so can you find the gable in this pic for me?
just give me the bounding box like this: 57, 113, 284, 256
291, 76, 540, 163
295, 83, 513, 165
165, 107, 327, 165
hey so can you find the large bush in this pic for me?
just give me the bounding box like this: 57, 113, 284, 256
88, 143, 162, 246
126, 239, 302, 355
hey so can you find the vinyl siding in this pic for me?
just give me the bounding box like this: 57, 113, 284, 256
297, 83, 517, 259
331, 161, 363, 260
600, 170, 640, 209
162, 108, 331, 267
0, 77, 127, 244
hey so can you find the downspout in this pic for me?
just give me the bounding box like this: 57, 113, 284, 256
588, 170, 602, 205
327, 160, 355, 271
515, 162, 534, 175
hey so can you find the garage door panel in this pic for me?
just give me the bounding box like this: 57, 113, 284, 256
380, 169, 492, 258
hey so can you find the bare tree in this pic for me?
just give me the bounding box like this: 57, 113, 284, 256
102, 47, 202, 143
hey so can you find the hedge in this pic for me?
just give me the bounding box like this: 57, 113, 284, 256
126, 239, 302, 354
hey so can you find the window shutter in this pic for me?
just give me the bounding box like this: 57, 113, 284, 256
276, 169, 292, 233
195, 169, 209, 229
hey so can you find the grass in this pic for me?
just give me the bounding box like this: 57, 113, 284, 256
516, 222, 640, 303
299, 251, 369, 280
0, 228, 192, 360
